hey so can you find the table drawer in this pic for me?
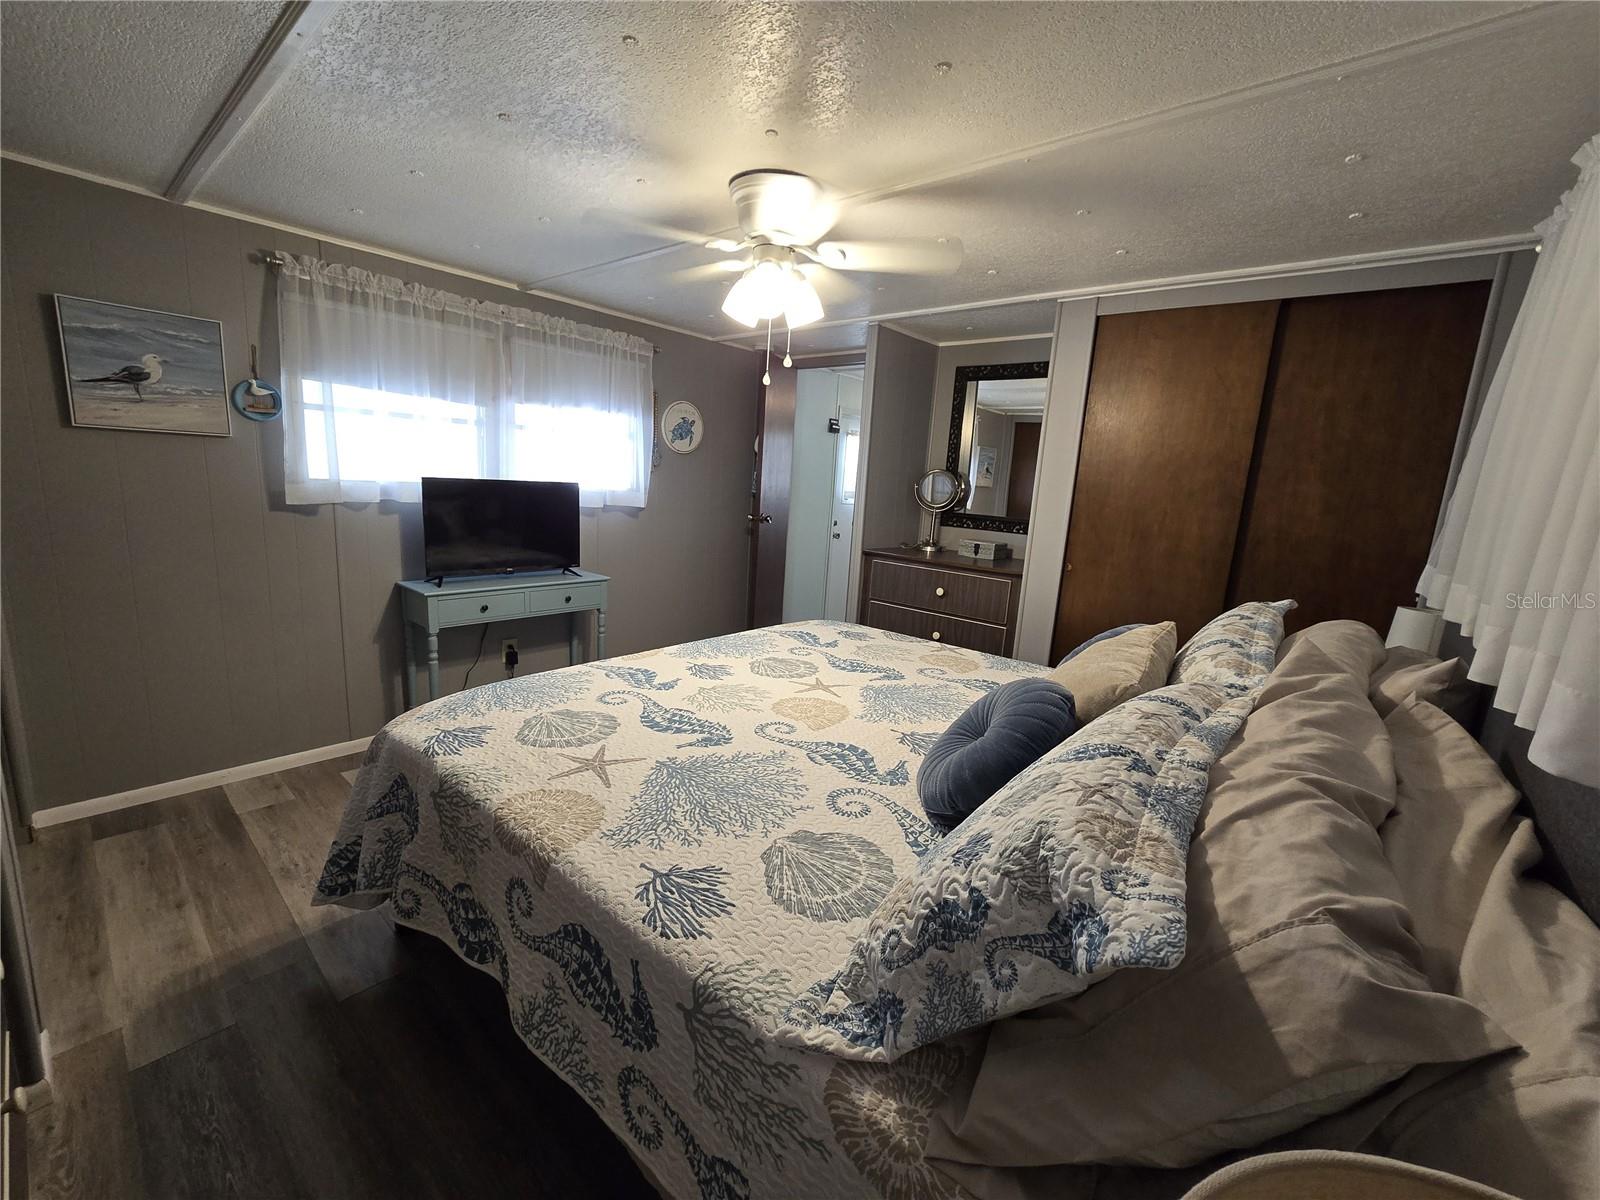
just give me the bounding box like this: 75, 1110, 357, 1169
865, 558, 1012, 625
525, 581, 606, 618
436, 590, 527, 626
863, 601, 1008, 655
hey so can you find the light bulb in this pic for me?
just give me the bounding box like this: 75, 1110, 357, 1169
722, 260, 790, 327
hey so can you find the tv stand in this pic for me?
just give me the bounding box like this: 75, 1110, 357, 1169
396, 569, 610, 707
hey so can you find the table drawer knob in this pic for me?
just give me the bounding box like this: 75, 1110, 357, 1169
565, 595, 572, 603
935, 586, 946, 597
479, 603, 489, 613
931, 630, 942, 641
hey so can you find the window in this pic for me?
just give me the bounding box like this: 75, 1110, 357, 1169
278, 255, 653, 508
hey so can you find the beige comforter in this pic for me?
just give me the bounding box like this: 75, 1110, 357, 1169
929, 622, 1600, 1200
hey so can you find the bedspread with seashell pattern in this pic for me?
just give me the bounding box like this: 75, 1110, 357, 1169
314, 620, 1046, 1200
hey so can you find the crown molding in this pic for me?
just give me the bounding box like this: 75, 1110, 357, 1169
0, 150, 749, 353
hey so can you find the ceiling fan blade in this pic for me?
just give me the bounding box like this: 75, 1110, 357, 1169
583, 208, 746, 252
813, 237, 964, 275
668, 259, 751, 284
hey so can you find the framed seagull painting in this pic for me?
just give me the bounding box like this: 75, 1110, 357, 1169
55, 295, 230, 436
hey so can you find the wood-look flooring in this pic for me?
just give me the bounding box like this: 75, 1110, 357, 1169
18, 755, 655, 1200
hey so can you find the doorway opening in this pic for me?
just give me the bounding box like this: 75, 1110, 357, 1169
783, 365, 864, 622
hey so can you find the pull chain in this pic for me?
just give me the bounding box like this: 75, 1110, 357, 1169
762, 318, 773, 386
782, 322, 793, 368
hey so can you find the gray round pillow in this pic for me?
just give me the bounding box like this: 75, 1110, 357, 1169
918, 677, 1079, 833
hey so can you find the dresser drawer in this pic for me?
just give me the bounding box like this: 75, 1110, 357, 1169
865, 558, 1013, 626
436, 590, 527, 626
525, 581, 605, 618
863, 601, 1008, 655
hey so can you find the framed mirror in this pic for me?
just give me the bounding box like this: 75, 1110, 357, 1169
942, 360, 1049, 534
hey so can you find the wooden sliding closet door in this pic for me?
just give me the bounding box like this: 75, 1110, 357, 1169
1228, 281, 1491, 633
1051, 301, 1280, 662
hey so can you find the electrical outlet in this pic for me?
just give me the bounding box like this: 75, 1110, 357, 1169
501, 639, 518, 668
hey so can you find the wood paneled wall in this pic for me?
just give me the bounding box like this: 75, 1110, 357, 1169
0, 162, 762, 815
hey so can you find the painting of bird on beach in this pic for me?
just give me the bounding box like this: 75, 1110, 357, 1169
56, 295, 229, 435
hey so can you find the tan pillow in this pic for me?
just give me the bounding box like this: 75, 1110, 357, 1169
1369, 648, 1475, 724
1364, 698, 1600, 1200
1047, 621, 1176, 722
1183, 1150, 1520, 1200
927, 640, 1512, 1171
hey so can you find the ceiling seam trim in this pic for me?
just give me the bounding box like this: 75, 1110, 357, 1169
715, 233, 1534, 345
527, 2, 1568, 290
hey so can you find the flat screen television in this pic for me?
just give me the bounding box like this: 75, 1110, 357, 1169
422, 477, 580, 581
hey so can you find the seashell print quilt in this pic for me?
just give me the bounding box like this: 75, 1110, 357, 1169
311, 620, 1251, 1199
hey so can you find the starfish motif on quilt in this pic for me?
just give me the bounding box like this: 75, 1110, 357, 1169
794, 675, 851, 697
550, 743, 646, 787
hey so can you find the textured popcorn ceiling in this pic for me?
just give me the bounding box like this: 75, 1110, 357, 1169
3, 2, 1596, 352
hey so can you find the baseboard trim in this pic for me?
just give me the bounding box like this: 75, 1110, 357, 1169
29, 737, 372, 831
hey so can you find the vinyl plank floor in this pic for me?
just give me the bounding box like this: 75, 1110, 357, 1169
20, 757, 653, 1200
226, 956, 410, 1200
129, 1025, 305, 1200
222, 771, 299, 815
24, 1031, 145, 1200
163, 788, 307, 989
93, 824, 233, 1069
15, 826, 119, 1055
238, 789, 350, 936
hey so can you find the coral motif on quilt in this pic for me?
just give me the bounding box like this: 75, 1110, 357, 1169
311, 619, 1279, 1199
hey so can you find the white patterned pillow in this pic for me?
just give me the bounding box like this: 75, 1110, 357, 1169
776, 678, 1264, 1063
1170, 600, 1297, 686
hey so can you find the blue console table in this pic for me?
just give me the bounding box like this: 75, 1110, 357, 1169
397, 569, 610, 707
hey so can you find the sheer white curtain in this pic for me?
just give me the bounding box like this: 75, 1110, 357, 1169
278, 254, 653, 508
1419, 134, 1600, 786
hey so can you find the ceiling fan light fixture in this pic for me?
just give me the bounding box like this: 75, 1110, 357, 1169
781, 273, 824, 328
721, 258, 787, 326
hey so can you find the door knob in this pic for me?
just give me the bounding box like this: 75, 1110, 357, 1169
1065, 562, 1072, 573
832, 532, 841, 539
757, 513, 773, 524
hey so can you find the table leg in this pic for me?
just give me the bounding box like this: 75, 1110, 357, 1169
596, 607, 607, 660
569, 611, 579, 666
404, 624, 417, 710
426, 631, 440, 700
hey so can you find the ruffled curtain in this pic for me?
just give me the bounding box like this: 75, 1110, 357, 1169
278, 254, 653, 509
1419, 135, 1600, 786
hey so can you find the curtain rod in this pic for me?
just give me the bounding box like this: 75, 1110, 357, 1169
257, 251, 662, 354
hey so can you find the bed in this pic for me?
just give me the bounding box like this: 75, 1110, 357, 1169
313, 619, 1599, 1200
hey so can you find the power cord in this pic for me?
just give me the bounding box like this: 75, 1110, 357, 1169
462, 624, 490, 689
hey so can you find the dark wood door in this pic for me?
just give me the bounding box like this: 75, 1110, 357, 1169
748, 364, 797, 628
1006, 420, 1042, 520
1227, 281, 1491, 633
1051, 301, 1280, 662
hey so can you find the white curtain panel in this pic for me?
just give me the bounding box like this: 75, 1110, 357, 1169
277, 254, 654, 508
1419, 134, 1600, 787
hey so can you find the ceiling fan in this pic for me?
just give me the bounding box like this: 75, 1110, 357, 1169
593, 169, 963, 341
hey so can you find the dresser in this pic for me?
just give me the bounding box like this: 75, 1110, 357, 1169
858, 547, 1023, 656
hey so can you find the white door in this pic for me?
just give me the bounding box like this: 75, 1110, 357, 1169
824, 373, 864, 621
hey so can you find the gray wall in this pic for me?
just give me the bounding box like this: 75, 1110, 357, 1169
923, 335, 1054, 555
854, 324, 937, 561
1, 161, 762, 815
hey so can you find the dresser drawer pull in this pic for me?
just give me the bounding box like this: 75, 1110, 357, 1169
935, 586, 945, 597
565, 595, 572, 603
479, 603, 489, 613
931, 631, 942, 641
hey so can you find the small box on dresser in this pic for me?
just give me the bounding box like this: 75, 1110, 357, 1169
858, 546, 1023, 655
